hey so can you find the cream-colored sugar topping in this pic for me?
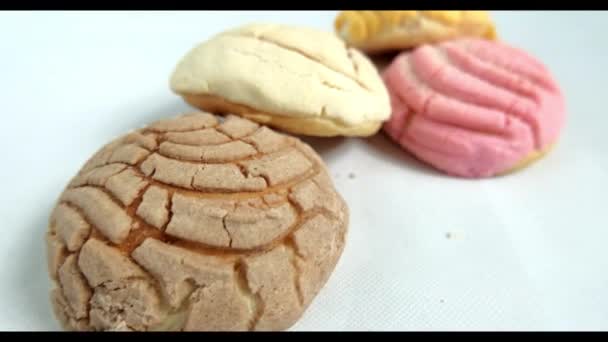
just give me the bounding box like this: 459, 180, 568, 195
170, 23, 390, 126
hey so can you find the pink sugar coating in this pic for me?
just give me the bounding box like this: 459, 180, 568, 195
382, 38, 566, 178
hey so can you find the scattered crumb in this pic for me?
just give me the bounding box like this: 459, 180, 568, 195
440, 299, 445, 304
348, 172, 356, 179
445, 231, 464, 240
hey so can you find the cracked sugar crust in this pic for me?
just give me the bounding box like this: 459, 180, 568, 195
169, 23, 391, 137
46, 111, 349, 331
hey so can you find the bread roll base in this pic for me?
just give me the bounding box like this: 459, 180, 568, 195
499, 143, 555, 176
182, 94, 383, 137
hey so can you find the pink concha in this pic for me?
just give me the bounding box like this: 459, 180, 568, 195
382, 38, 565, 178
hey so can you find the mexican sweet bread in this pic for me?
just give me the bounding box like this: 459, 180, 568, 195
170, 23, 391, 137
334, 11, 496, 54
46, 111, 349, 331
382, 38, 566, 178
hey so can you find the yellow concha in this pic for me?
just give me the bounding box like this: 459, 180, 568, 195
334, 10, 497, 53
335, 10, 367, 43
423, 10, 463, 25
359, 11, 381, 38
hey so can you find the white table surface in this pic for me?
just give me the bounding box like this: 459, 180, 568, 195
1, 11, 607, 331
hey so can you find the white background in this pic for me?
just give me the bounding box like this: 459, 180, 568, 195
0, 11, 607, 331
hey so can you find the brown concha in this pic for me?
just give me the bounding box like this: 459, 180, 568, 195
46, 111, 349, 331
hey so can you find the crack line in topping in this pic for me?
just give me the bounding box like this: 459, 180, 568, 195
55, 202, 95, 250
234, 162, 257, 183
139, 160, 316, 198
55, 253, 75, 314
226, 47, 367, 104
156, 140, 260, 163
233, 260, 264, 331
59, 190, 134, 247
69, 185, 129, 213
151, 144, 295, 165
347, 50, 359, 76
106, 144, 154, 166
320, 80, 345, 92
71, 162, 133, 183
143, 117, 221, 134
225, 32, 373, 92
160, 191, 174, 232
142, 125, 220, 135
221, 215, 233, 248
230, 48, 314, 80
291, 192, 342, 223
162, 206, 321, 257
55, 275, 92, 329
136, 147, 319, 198
71, 254, 93, 321
129, 182, 152, 215
162, 129, 232, 147
47, 230, 69, 282
283, 240, 304, 307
